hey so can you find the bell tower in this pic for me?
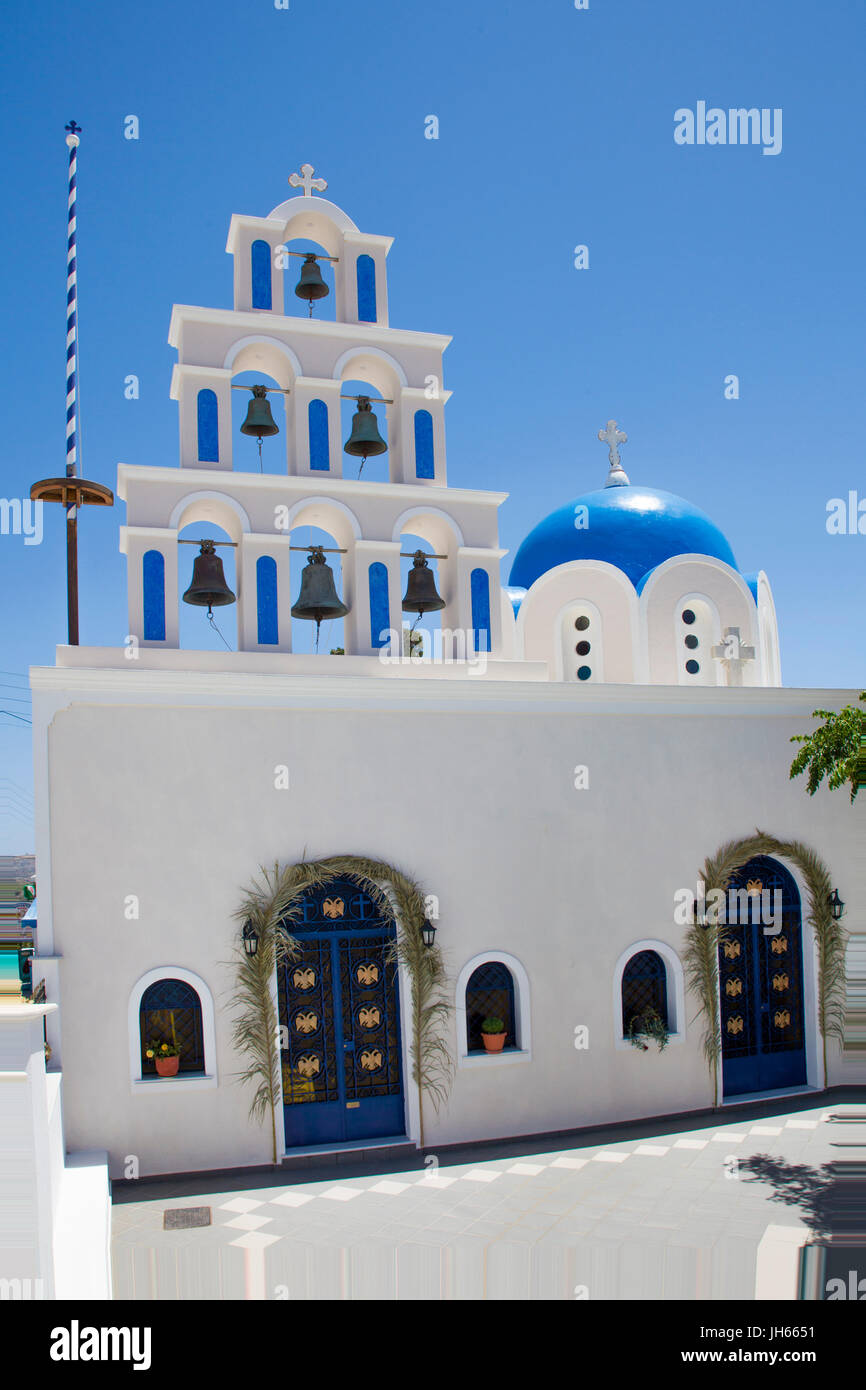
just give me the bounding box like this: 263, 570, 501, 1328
120, 164, 507, 660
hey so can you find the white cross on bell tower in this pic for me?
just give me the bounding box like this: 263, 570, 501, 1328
288, 163, 328, 197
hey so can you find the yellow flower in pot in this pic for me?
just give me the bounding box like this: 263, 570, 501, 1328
147, 1038, 181, 1077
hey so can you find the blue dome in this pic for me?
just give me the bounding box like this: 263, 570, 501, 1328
508, 485, 738, 591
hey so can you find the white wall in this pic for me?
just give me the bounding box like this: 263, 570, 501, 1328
32, 669, 864, 1176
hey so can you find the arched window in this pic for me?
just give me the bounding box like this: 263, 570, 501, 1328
139, 978, 205, 1076
251, 238, 272, 311
142, 549, 165, 641
256, 555, 278, 644
196, 388, 219, 463
368, 561, 390, 648
308, 398, 330, 471
621, 950, 668, 1036
356, 254, 376, 322
413, 409, 435, 480
465, 961, 516, 1052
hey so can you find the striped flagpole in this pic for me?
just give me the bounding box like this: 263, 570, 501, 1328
29, 122, 113, 646
64, 121, 82, 510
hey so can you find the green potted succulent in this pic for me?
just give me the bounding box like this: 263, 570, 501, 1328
146, 1039, 181, 1077
627, 1006, 670, 1053
480, 1017, 507, 1053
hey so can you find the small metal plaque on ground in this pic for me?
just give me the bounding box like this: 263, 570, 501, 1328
163, 1206, 212, 1230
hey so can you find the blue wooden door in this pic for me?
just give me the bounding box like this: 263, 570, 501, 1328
719, 856, 807, 1097
279, 878, 404, 1148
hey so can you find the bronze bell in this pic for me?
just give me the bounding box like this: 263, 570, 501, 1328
291, 546, 349, 648
294, 253, 329, 304
344, 396, 387, 459
240, 385, 279, 438
182, 540, 236, 615
402, 551, 445, 615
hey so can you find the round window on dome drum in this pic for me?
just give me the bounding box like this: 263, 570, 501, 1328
577, 665, 592, 681
684, 634, 699, 649
685, 659, 700, 674
575, 615, 590, 631
575, 640, 591, 656
682, 609, 696, 625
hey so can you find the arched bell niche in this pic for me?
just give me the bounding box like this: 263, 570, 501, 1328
398, 531, 444, 659
285, 497, 359, 656
336, 347, 406, 486
229, 369, 288, 476
279, 235, 336, 323
176, 519, 239, 654
223, 337, 300, 475
393, 507, 463, 661
340, 379, 390, 486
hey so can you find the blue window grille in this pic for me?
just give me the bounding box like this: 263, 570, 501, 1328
139, 978, 204, 1075
368, 562, 390, 649
356, 254, 376, 322
621, 951, 667, 1035
251, 238, 272, 310
466, 962, 515, 1052
470, 567, 491, 653
256, 555, 279, 644
414, 409, 435, 480
142, 549, 166, 641
308, 398, 330, 471
196, 388, 219, 463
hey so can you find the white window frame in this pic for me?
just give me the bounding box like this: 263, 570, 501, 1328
612, 940, 686, 1050
455, 951, 532, 1068
128, 966, 218, 1091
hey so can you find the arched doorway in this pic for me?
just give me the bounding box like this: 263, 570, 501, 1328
718, 855, 808, 1097
278, 875, 405, 1147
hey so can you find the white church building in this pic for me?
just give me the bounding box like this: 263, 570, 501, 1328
29, 167, 862, 1178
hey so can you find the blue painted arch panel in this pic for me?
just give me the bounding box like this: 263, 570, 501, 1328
368, 562, 390, 648
196, 389, 219, 464
356, 255, 376, 322
256, 555, 279, 645
414, 410, 435, 480
308, 399, 330, 471
251, 238, 272, 310
142, 549, 166, 641
470, 567, 491, 653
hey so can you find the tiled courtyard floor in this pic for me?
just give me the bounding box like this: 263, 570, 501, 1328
111, 1099, 864, 1300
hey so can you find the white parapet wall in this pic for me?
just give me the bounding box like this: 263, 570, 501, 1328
0, 1004, 111, 1300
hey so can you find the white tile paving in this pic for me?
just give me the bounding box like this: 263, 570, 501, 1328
223, 1213, 273, 1231
270, 1191, 314, 1208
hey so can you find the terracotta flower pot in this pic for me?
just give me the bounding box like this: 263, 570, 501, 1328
154, 1055, 180, 1077
481, 1032, 507, 1053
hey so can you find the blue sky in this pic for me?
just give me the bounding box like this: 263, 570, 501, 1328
1, 0, 864, 851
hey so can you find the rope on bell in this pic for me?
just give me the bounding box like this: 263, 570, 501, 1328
207, 608, 232, 650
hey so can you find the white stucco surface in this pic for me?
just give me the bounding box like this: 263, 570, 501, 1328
30, 667, 863, 1177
